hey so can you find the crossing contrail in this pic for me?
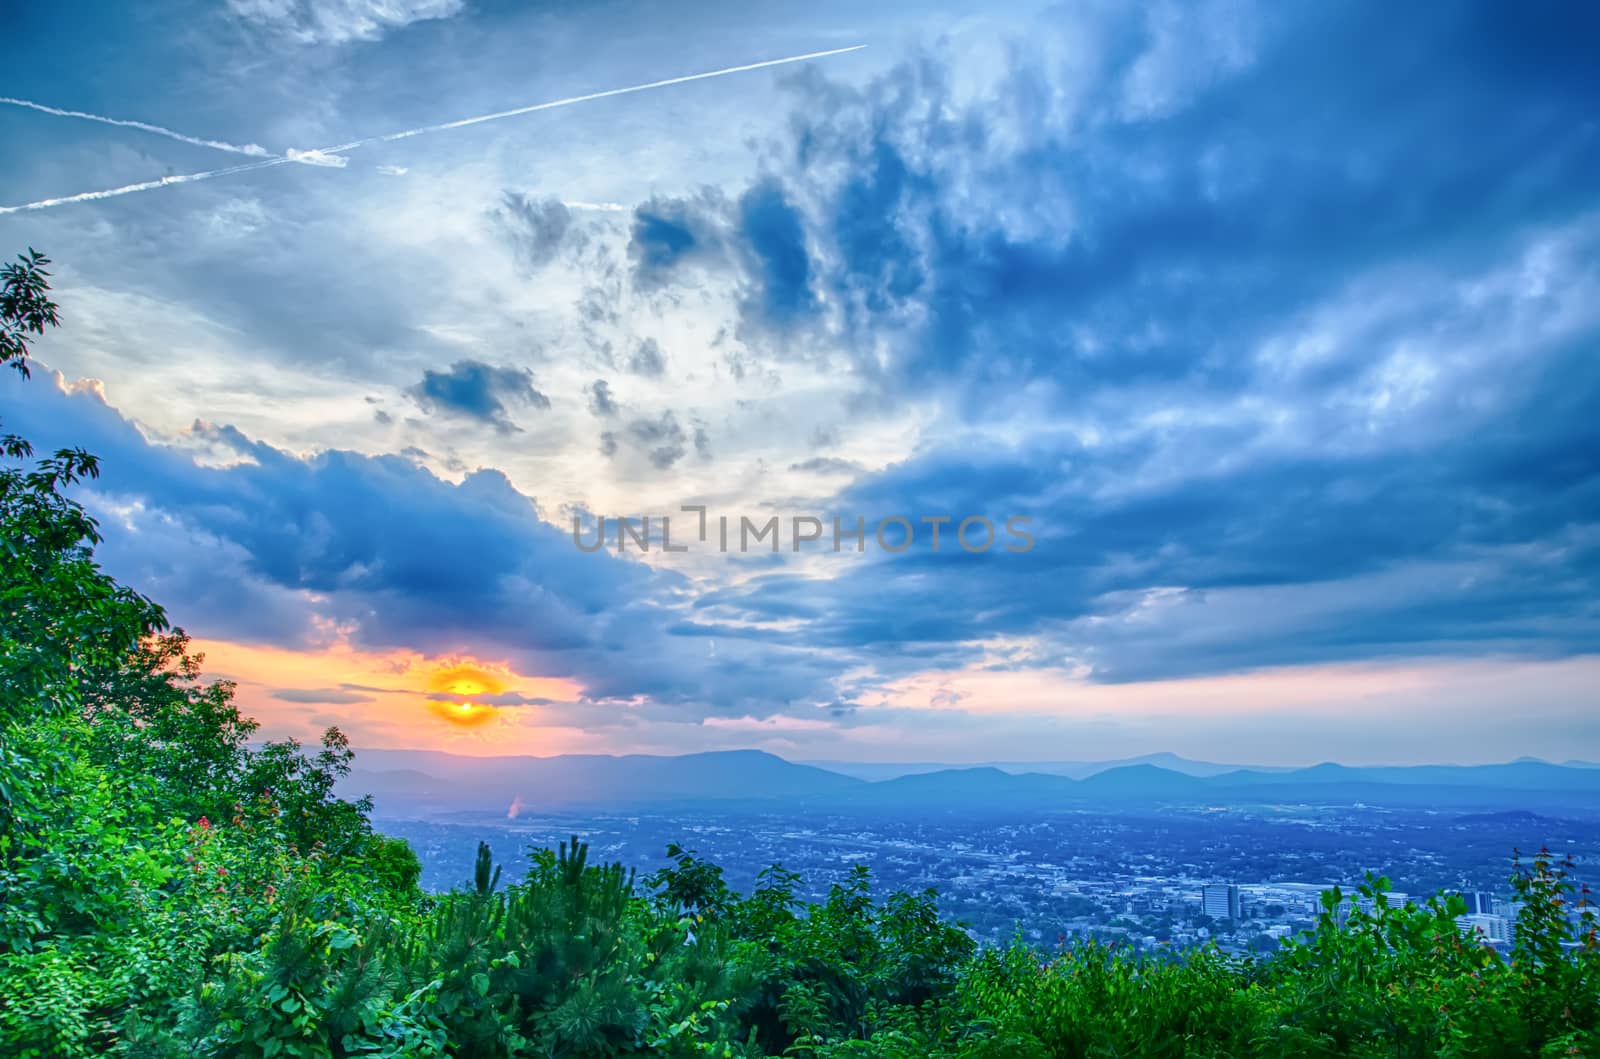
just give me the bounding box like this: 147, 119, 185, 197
0, 45, 865, 216
0, 156, 296, 214
0, 96, 270, 157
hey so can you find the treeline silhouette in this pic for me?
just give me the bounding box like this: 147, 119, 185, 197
3, 250, 1597, 1056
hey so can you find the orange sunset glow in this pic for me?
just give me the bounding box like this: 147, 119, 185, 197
427, 700, 500, 727
186, 637, 586, 750
426, 663, 506, 698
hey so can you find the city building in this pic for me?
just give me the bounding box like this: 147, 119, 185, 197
1492, 897, 1524, 920
1456, 914, 1511, 944
1202, 883, 1241, 921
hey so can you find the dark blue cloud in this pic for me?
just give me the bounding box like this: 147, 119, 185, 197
697, 355, 1600, 680
658, 0, 1600, 682
587, 378, 617, 417
632, 210, 697, 263
736, 179, 816, 331
494, 193, 575, 271
721, 2, 1600, 408
599, 409, 708, 470
789, 457, 861, 475
823, 134, 927, 320
626, 191, 725, 288
0, 372, 836, 714
408, 359, 550, 431
627, 337, 665, 377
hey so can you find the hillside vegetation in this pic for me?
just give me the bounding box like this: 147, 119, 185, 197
2, 249, 1598, 1057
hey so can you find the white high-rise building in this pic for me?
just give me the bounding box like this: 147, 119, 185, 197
1456, 914, 1510, 944
1202, 883, 1241, 920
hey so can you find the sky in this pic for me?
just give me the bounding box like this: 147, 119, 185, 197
1, 0, 1597, 766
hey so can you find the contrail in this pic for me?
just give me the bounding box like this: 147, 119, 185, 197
316, 44, 867, 152
0, 157, 295, 214
0, 96, 271, 157
0, 45, 866, 216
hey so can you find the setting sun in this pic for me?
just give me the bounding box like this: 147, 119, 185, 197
426, 700, 498, 727
426, 664, 507, 699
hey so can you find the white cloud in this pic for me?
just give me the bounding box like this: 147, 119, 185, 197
285, 147, 350, 167
226, 0, 466, 46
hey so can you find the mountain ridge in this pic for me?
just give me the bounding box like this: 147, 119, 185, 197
343, 747, 1600, 817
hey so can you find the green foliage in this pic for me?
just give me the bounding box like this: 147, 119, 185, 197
2, 248, 1598, 1056
1, 248, 58, 378
0, 251, 424, 1056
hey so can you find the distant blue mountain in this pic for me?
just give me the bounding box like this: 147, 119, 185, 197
851, 767, 1076, 808
1077, 763, 1210, 796
345, 748, 861, 814
1213, 761, 1600, 792
803, 752, 1284, 781
346, 748, 1600, 818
